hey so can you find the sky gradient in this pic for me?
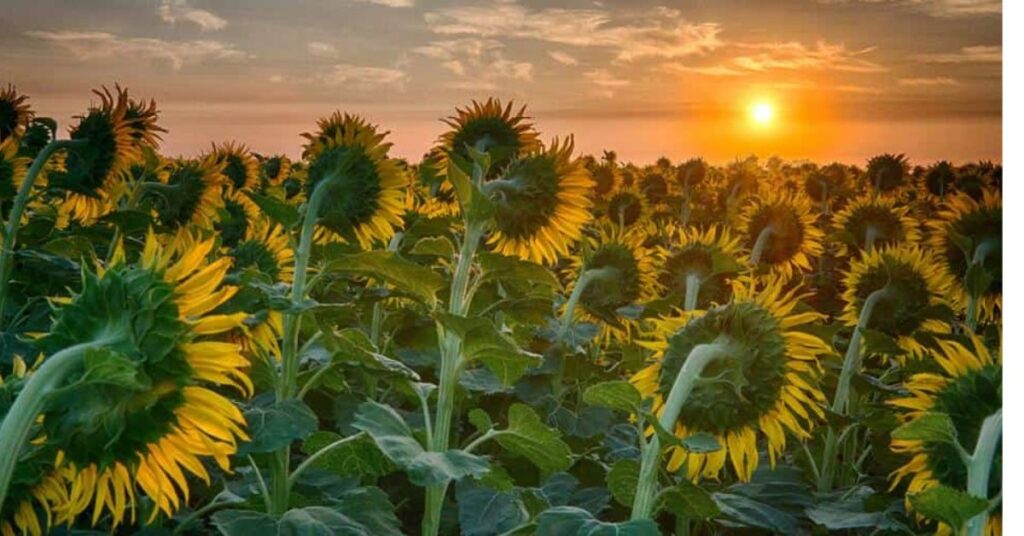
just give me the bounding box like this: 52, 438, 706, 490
0, 0, 1002, 165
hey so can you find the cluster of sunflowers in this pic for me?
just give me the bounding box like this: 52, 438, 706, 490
0, 86, 1001, 536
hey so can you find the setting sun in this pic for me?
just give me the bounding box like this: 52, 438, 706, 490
751, 101, 775, 125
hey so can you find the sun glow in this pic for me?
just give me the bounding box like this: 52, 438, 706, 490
751, 101, 775, 125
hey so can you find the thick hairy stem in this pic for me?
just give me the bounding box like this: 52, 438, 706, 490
631, 342, 733, 520
820, 182, 830, 216
371, 232, 405, 346
864, 224, 882, 252
749, 225, 776, 268
0, 140, 86, 319
0, 337, 118, 508
965, 409, 1001, 536
557, 266, 617, 341
682, 273, 702, 312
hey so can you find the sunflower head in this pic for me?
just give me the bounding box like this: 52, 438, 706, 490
804, 163, 847, 201
602, 182, 649, 230
675, 158, 707, 192
590, 162, 621, 199
0, 85, 33, 143
921, 161, 956, 199
123, 89, 165, 152
484, 136, 594, 264
305, 114, 405, 248
38, 229, 250, 525
639, 172, 669, 204
889, 336, 1001, 535
438, 99, 540, 178
149, 155, 226, 231
261, 154, 292, 186
657, 225, 743, 309
211, 142, 259, 194
54, 87, 136, 196
831, 194, 921, 256
633, 277, 830, 481
0, 137, 30, 200
739, 192, 824, 277
865, 153, 909, 193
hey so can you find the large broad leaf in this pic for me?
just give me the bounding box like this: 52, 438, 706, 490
437, 314, 542, 386
909, 485, 989, 532
406, 450, 491, 486
658, 480, 720, 520
238, 398, 319, 455
447, 160, 494, 222
606, 459, 640, 507
300, 431, 394, 478
323, 251, 444, 305
582, 381, 642, 414
805, 486, 904, 531
892, 412, 959, 445
212, 506, 375, 536
713, 492, 800, 534
332, 486, 404, 536
493, 404, 573, 474
477, 252, 559, 288
534, 506, 660, 536
318, 327, 420, 380
244, 190, 300, 229
456, 480, 529, 536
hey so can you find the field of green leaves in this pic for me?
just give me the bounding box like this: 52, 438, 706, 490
0, 86, 1002, 535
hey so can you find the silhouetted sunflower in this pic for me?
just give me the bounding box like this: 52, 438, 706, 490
831, 194, 921, 256
437, 99, 540, 179
0, 85, 33, 143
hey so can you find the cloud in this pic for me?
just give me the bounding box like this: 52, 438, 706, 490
424, 3, 722, 62
354, 0, 415, 7
660, 63, 744, 76
818, 0, 999, 16
548, 51, 578, 66
898, 76, 959, 86
315, 64, 407, 89
584, 68, 629, 97
268, 74, 285, 83
307, 41, 338, 58
731, 41, 885, 73
914, 45, 1000, 63
26, 30, 245, 70
413, 38, 533, 90
158, 0, 227, 31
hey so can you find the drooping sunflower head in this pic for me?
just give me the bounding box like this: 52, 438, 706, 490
228, 216, 294, 284
840, 245, 955, 359
412, 150, 460, 218
831, 194, 921, 256
52, 86, 137, 223
149, 155, 226, 231
484, 136, 594, 265
657, 225, 743, 309
38, 229, 251, 526
123, 89, 165, 154
639, 172, 670, 205
216, 189, 262, 249
926, 190, 1002, 324
305, 114, 405, 248
804, 162, 848, 202
602, 181, 650, 230
889, 335, 1001, 535
632, 276, 831, 481
0, 85, 33, 143
564, 223, 662, 341
675, 158, 707, 192
438, 99, 540, 178
261, 154, 292, 186
919, 160, 957, 200
210, 141, 259, 194
0, 136, 30, 200
865, 153, 909, 193
590, 161, 621, 199
738, 191, 824, 278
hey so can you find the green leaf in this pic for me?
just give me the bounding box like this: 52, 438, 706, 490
406, 450, 491, 486
681, 432, 722, 454
909, 485, 989, 531
713, 492, 799, 534
468, 408, 493, 433
448, 163, 494, 222
300, 431, 393, 478
408, 236, 455, 258
493, 404, 573, 474
239, 399, 319, 455
351, 401, 423, 466
320, 327, 420, 380
805, 486, 903, 530
41, 235, 95, 261
456, 481, 529, 536
965, 263, 994, 298
244, 190, 300, 229
210, 510, 277, 535
437, 314, 542, 385
582, 381, 642, 414
892, 412, 959, 445
323, 251, 444, 305
860, 328, 906, 356
278, 506, 371, 534
333, 487, 404, 536
535, 506, 660, 535
658, 480, 719, 519
477, 252, 559, 288
606, 459, 640, 507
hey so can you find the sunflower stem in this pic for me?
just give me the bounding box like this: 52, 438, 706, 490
682, 273, 702, 311
631, 341, 734, 521
0, 139, 86, 320
557, 266, 618, 342
370, 232, 405, 346
0, 337, 118, 509
287, 432, 366, 487
864, 224, 882, 252
965, 409, 1001, 536
749, 225, 776, 268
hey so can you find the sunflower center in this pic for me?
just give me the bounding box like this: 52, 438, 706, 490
487, 156, 560, 240
853, 259, 932, 336
232, 239, 281, 280
61, 112, 118, 195
580, 244, 640, 316
944, 208, 1002, 296
224, 155, 250, 191
607, 193, 643, 228
657, 303, 788, 434
746, 205, 803, 265
925, 365, 1001, 496
40, 265, 191, 469
307, 144, 383, 238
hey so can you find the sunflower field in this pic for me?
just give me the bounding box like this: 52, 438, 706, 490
0, 86, 1002, 536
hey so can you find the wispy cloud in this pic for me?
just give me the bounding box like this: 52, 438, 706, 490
899, 76, 959, 86
660, 63, 744, 77
315, 64, 407, 89
731, 41, 885, 73
158, 0, 227, 31
584, 68, 629, 97
914, 45, 1000, 63
354, 0, 415, 7
818, 0, 999, 17
307, 41, 338, 58
424, 3, 722, 62
26, 30, 244, 70
548, 51, 578, 66
413, 38, 532, 90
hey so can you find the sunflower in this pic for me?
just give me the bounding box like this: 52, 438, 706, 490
0, 137, 29, 201
123, 89, 165, 155
437, 99, 540, 179
918, 161, 956, 202
601, 181, 650, 230
657, 225, 743, 310
211, 142, 260, 195
840, 245, 955, 360
37, 229, 251, 526
483, 136, 593, 265
562, 223, 661, 342
638, 171, 670, 205
631, 276, 831, 481
216, 190, 262, 249
831, 194, 921, 256
304, 114, 405, 248
412, 151, 460, 219
889, 336, 1001, 535
52, 86, 137, 224
590, 161, 621, 200
926, 190, 1001, 326
0, 85, 33, 143
804, 163, 848, 210
148, 155, 226, 231
674, 158, 707, 194
261, 154, 292, 187
737, 192, 824, 278
865, 153, 909, 194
